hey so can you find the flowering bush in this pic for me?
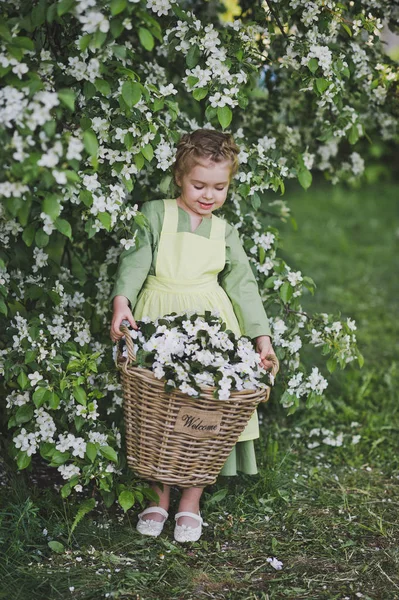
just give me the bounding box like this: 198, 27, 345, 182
0, 0, 398, 503
117, 311, 274, 399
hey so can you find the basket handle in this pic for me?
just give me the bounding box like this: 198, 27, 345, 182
114, 324, 137, 369
264, 353, 280, 377
259, 353, 280, 403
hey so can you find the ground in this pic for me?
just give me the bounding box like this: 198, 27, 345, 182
1, 180, 398, 600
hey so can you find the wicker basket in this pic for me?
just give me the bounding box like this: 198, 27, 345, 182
115, 324, 280, 487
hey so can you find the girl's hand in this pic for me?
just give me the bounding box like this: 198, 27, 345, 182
110, 295, 138, 342
255, 335, 277, 371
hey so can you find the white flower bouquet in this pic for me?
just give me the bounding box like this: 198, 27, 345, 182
117, 310, 275, 400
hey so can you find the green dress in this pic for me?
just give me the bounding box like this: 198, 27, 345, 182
111, 199, 273, 477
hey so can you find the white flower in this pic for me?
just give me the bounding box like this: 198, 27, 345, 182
28, 371, 43, 387
267, 556, 283, 570
58, 464, 81, 480
287, 270, 303, 287
80, 11, 110, 34
306, 367, 328, 395
146, 0, 172, 17
347, 318, 357, 331
13, 428, 38, 456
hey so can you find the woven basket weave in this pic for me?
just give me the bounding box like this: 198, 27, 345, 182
115, 324, 279, 487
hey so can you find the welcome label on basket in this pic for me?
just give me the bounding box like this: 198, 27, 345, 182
174, 406, 222, 438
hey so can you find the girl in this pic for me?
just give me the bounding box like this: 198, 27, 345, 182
110, 129, 277, 543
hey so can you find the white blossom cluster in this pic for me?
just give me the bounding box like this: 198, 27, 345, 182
163, 14, 250, 109
118, 312, 274, 400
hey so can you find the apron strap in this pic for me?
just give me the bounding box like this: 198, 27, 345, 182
162, 199, 179, 233
210, 215, 226, 240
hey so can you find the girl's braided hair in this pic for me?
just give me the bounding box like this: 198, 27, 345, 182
172, 129, 240, 187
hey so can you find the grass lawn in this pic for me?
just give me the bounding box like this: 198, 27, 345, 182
1, 181, 398, 600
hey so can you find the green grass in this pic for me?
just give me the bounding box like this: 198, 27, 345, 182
1, 181, 399, 600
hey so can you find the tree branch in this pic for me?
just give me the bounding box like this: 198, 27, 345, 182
264, 0, 288, 39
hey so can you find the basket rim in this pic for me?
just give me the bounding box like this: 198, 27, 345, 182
117, 356, 269, 399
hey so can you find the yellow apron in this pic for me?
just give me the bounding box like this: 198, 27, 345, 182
134, 198, 259, 442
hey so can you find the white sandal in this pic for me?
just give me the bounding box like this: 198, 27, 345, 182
174, 511, 203, 543
136, 506, 169, 537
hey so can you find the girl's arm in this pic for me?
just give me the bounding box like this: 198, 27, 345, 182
109, 201, 162, 341
219, 225, 273, 340
219, 225, 277, 371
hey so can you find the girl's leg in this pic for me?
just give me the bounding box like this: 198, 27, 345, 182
176, 486, 205, 528
141, 481, 171, 522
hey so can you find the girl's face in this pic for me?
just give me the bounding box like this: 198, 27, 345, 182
175, 157, 232, 218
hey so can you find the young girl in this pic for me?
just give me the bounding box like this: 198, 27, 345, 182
110, 129, 277, 543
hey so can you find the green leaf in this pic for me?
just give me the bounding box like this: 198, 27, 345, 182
307, 58, 319, 73
70, 498, 96, 537
83, 129, 98, 157
55, 218, 72, 239
92, 31, 107, 49
35, 229, 49, 248
316, 78, 330, 94
138, 27, 154, 51
217, 106, 232, 130
251, 192, 261, 210
110, 19, 124, 39
118, 490, 135, 512
43, 194, 61, 220
348, 124, 359, 145
24, 350, 37, 364
192, 87, 208, 101
15, 404, 34, 425
186, 44, 200, 68
86, 442, 97, 462
111, 0, 127, 15
79, 34, 91, 51
58, 89, 75, 111
49, 450, 70, 466
48, 391, 60, 409
22, 223, 36, 247
74, 415, 85, 432
279, 282, 293, 303
153, 98, 164, 112
98, 212, 111, 231
33, 387, 49, 408
357, 352, 364, 368
57, 0, 75, 16
0, 21, 12, 42
0, 298, 7, 316
298, 167, 312, 190
73, 386, 87, 406
134, 152, 145, 171
95, 79, 111, 96
40, 442, 55, 460
12, 36, 35, 51
206, 488, 228, 505
61, 482, 72, 498
172, 4, 188, 20
99, 445, 118, 463
17, 370, 29, 390
17, 451, 31, 470
121, 81, 142, 107
326, 357, 337, 373
342, 23, 352, 37
141, 144, 153, 162
101, 490, 116, 508
80, 190, 93, 207
48, 541, 65, 553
